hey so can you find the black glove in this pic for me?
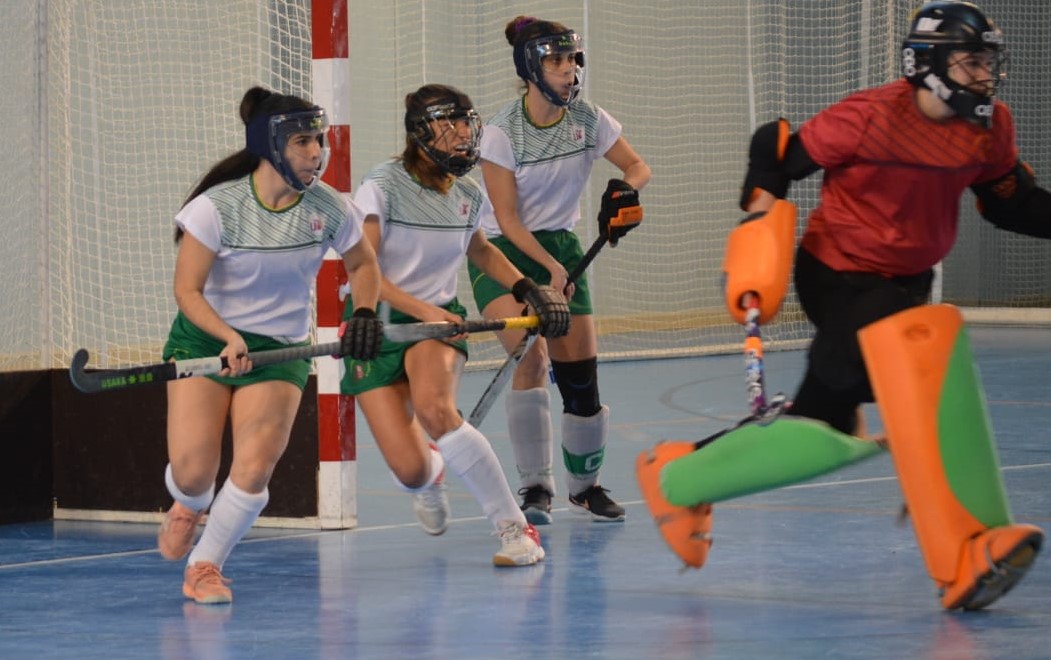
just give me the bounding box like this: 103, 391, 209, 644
339, 308, 384, 360
597, 178, 643, 247
512, 278, 570, 338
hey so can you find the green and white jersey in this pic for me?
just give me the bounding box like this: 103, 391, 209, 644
478, 97, 621, 236
175, 175, 365, 342
354, 161, 483, 305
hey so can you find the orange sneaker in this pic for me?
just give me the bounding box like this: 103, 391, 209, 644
940, 524, 1043, 611
635, 441, 712, 569
183, 562, 233, 604
158, 502, 205, 560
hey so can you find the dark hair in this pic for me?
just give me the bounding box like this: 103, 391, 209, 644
175, 86, 314, 242
400, 83, 472, 189
504, 15, 569, 47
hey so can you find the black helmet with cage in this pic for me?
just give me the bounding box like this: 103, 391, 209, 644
901, 1, 1006, 128
404, 85, 483, 177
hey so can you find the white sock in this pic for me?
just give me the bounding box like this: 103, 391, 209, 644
187, 479, 268, 569
389, 444, 445, 493
164, 463, 215, 512
438, 422, 526, 530
505, 387, 555, 495
562, 405, 609, 496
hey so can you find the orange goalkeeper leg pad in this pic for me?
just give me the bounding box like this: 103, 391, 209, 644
859, 304, 1044, 610
635, 441, 713, 569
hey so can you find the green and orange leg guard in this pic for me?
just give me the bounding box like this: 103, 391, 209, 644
636, 442, 714, 569
636, 418, 883, 569
858, 304, 1043, 611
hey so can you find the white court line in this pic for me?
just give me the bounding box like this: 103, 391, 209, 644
782, 461, 1051, 490
0, 516, 493, 571
4, 462, 1048, 571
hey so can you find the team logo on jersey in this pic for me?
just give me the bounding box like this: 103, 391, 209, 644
457, 198, 471, 221
571, 125, 585, 144
309, 215, 324, 235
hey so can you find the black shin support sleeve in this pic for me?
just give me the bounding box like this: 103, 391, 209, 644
550, 358, 600, 417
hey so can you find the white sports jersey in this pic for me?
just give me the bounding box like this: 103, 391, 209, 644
478, 97, 621, 235
176, 176, 365, 342
354, 161, 483, 305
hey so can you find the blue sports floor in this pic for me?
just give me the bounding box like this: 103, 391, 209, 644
1, 325, 1048, 659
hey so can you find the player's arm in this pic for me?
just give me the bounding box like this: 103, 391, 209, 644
466, 229, 570, 338
739, 118, 820, 212
340, 221, 381, 314
338, 224, 383, 360
722, 118, 817, 324
597, 137, 650, 247
603, 136, 651, 192
466, 229, 524, 291
971, 160, 1051, 238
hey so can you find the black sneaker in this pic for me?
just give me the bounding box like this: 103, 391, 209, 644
568, 485, 625, 522
518, 485, 553, 526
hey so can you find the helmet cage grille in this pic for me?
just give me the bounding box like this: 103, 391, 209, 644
407, 101, 483, 177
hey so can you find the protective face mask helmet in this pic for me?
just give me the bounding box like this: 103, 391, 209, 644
405, 97, 483, 177
246, 107, 331, 191
901, 1, 1006, 128
513, 30, 586, 107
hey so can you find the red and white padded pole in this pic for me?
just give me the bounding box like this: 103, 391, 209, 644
311, 0, 356, 529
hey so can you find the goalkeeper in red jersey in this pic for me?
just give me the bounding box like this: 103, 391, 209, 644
638, 1, 1048, 611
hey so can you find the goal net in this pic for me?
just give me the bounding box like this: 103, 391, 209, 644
2, 0, 1048, 375
347, 0, 1051, 369
0, 1, 313, 373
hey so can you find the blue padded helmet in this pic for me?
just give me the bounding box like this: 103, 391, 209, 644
246, 107, 330, 191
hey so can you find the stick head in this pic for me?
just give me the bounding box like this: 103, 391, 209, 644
69, 348, 93, 393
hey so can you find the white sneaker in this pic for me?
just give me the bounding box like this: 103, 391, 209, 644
493, 521, 546, 567
412, 479, 450, 535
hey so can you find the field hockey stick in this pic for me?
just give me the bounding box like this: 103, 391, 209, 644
741, 292, 786, 419
69, 315, 539, 393
686, 293, 788, 451
467, 234, 608, 427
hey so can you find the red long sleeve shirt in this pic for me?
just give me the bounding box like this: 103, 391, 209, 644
798, 78, 1017, 277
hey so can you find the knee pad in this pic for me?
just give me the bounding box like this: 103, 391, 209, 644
550, 357, 600, 416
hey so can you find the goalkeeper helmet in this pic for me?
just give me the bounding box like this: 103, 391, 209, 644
246, 107, 331, 191
901, 1, 1006, 128
405, 87, 483, 177
513, 30, 585, 107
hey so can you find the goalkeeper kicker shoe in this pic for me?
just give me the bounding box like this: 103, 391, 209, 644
568, 484, 625, 522
636, 441, 713, 569
940, 523, 1043, 611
